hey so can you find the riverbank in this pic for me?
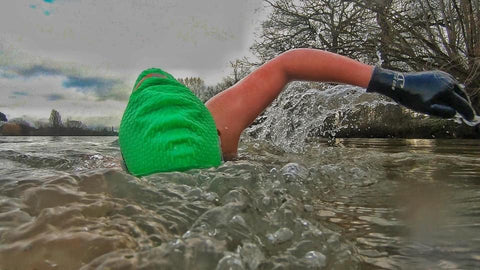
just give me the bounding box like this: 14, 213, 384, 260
0, 122, 117, 136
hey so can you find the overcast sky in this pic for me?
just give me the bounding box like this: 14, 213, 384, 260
0, 0, 266, 127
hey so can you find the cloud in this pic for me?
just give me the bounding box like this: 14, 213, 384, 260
0, 67, 17, 79
61, 75, 130, 101
8, 91, 29, 99
62, 76, 116, 92
17, 65, 62, 77
13, 91, 29, 96
11, 63, 130, 101
0, 0, 266, 84
46, 93, 64, 101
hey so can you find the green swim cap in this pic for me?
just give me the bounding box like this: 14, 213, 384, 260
119, 68, 221, 176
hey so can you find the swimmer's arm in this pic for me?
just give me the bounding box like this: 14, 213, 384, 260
207, 49, 476, 159
206, 48, 373, 158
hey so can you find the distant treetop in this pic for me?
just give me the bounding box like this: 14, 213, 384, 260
0, 112, 7, 122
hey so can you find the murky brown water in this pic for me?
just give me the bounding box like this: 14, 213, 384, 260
0, 136, 479, 269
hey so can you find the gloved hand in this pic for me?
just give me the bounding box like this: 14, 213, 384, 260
367, 67, 476, 121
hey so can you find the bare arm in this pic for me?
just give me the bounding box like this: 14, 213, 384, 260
205, 48, 374, 159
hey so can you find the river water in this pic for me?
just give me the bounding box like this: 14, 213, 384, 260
0, 135, 479, 269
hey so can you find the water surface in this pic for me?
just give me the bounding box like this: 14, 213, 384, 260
0, 136, 479, 269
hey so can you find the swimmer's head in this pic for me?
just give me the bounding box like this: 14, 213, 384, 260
119, 68, 221, 176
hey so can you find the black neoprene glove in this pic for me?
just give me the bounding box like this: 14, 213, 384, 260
367, 67, 476, 121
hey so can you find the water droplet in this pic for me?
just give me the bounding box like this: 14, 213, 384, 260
303, 251, 326, 267
268, 227, 294, 244
230, 215, 247, 227
216, 254, 245, 270
262, 196, 271, 206
203, 192, 217, 202
304, 204, 314, 212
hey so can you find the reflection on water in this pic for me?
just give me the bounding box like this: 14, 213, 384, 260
0, 136, 479, 269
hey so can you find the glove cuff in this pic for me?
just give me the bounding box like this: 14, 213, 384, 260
366, 67, 401, 98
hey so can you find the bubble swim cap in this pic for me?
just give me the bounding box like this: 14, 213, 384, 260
119, 68, 221, 176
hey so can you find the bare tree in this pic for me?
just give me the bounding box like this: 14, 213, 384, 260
178, 77, 210, 102
251, 0, 376, 62
253, 0, 480, 110
366, 0, 480, 110
230, 57, 252, 83
49, 109, 63, 128
214, 57, 253, 91
178, 58, 253, 102
65, 119, 86, 129
0, 112, 7, 122
34, 120, 49, 129
10, 118, 32, 128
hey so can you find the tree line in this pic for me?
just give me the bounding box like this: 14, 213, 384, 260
0, 109, 117, 136
177, 58, 252, 102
